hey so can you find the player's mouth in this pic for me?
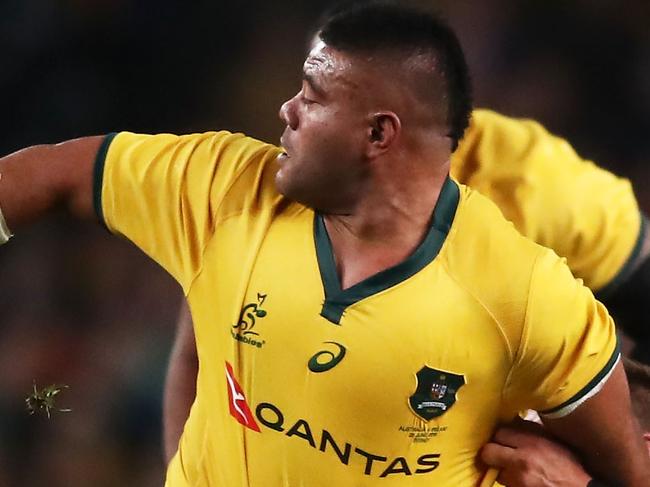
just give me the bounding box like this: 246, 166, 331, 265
278, 136, 291, 162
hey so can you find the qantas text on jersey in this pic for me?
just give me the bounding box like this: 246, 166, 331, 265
225, 362, 441, 478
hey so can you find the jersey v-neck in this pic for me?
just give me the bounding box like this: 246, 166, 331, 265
314, 175, 460, 324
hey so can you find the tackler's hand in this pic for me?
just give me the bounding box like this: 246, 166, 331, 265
480, 418, 592, 487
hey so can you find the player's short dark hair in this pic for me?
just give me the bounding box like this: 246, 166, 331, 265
318, 1, 472, 151
623, 356, 650, 431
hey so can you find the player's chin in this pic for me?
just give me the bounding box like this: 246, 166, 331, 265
275, 153, 300, 192
274, 165, 293, 197
274, 170, 313, 206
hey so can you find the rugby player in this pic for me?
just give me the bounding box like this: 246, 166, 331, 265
163, 108, 650, 462
1, 2, 648, 485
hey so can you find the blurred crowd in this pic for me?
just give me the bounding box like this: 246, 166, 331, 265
0, 1, 648, 485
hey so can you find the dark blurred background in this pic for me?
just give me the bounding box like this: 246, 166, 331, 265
0, 1, 648, 485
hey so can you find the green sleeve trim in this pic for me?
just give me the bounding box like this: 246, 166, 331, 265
93, 132, 118, 227
540, 339, 620, 416
596, 213, 648, 300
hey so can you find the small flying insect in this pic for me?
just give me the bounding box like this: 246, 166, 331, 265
25, 382, 71, 419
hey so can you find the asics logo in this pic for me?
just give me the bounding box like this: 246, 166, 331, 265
308, 342, 347, 373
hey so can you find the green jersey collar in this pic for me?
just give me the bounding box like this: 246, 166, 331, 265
315, 175, 460, 324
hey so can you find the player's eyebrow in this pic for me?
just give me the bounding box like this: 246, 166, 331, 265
302, 73, 326, 98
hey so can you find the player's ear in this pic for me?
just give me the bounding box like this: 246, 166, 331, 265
366, 112, 401, 158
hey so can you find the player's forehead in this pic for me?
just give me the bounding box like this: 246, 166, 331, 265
302, 40, 360, 92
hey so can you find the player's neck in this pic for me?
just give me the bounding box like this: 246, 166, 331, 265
322, 166, 448, 290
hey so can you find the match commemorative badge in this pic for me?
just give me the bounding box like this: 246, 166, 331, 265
409, 366, 465, 421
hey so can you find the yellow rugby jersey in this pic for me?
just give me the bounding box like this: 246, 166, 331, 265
452, 109, 645, 295
95, 131, 618, 487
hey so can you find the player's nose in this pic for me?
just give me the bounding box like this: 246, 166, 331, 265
279, 97, 298, 130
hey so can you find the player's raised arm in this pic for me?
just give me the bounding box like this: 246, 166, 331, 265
0, 136, 104, 232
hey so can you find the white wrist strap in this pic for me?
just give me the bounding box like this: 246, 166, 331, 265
0, 205, 13, 244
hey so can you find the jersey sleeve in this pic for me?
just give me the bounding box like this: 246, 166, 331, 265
454, 110, 643, 293
504, 248, 620, 417
94, 131, 281, 292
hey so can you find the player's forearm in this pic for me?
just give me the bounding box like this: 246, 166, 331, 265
0, 136, 103, 230
163, 304, 198, 463
544, 363, 650, 486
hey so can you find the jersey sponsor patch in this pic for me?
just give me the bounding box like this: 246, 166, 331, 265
253, 400, 442, 477
409, 366, 465, 420
225, 361, 260, 432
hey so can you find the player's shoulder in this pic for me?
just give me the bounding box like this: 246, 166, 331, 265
444, 179, 589, 312
438, 179, 557, 350
108, 129, 284, 217
441, 180, 548, 313
109, 129, 281, 169
446, 179, 544, 267
440, 180, 575, 349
